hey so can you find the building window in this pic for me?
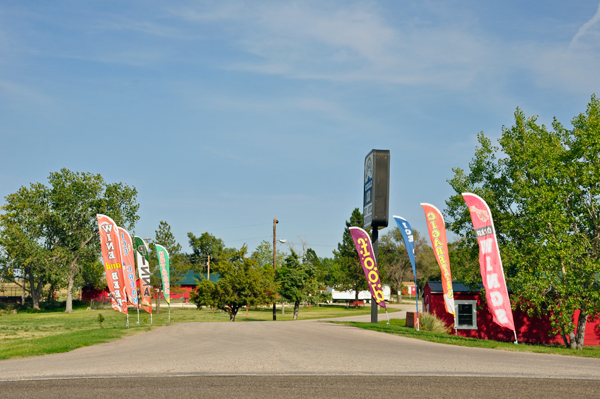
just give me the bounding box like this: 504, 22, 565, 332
455, 300, 477, 329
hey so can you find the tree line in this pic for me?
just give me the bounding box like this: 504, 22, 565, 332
2, 95, 597, 346
0, 167, 435, 319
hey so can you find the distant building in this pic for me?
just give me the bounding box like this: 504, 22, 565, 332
327, 285, 391, 303
401, 282, 416, 296
174, 271, 220, 301
423, 281, 600, 346
81, 271, 220, 302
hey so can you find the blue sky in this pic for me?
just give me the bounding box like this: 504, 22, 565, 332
1, 1, 599, 258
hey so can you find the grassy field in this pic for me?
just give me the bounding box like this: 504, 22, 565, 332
341, 319, 600, 359
0, 302, 395, 360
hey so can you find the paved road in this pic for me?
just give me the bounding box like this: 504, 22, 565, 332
2, 376, 600, 399
1, 304, 599, 397
1, 304, 598, 381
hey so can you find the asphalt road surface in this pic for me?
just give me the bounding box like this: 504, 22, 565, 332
2, 376, 600, 399
1, 305, 599, 398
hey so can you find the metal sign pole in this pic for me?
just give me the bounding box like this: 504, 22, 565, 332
371, 227, 379, 324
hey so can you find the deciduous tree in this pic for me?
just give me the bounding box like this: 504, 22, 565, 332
446, 95, 600, 349
0, 183, 60, 309
0, 169, 139, 312
190, 247, 276, 321
188, 232, 228, 271
276, 250, 318, 319
378, 227, 438, 300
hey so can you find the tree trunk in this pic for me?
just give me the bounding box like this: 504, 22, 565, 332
229, 306, 238, 322
560, 326, 570, 349
575, 310, 588, 350
47, 283, 55, 302
293, 301, 300, 320
568, 330, 577, 349
29, 273, 41, 311
65, 272, 74, 313
65, 259, 78, 313
281, 302, 285, 314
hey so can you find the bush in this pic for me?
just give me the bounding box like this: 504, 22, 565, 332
97, 313, 105, 328
420, 312, 450, 334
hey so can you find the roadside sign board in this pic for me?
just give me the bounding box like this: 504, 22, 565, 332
363, 149, 390, 229
364, 152, 374, 228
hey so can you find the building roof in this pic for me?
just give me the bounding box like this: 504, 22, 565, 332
175, 270, 220, 286
426, 281, 478, 293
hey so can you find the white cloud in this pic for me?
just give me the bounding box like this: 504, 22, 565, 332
167, 1, 600, 96
569, 1, 600, 48
168, 2, 494, 89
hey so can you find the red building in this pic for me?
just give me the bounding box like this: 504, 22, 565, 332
172, 271, 219, 300
81, 271, 219, 302
81, 286, 110, 301
401, 282, 417, 296
423, 281, 600, 346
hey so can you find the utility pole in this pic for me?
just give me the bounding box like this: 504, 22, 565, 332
207, 255, 210, 281
273, 217, 278, 321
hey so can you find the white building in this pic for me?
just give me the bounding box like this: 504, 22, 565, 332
326, 285, 391, 302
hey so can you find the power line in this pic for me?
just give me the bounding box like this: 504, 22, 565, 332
171, 222, 272, 235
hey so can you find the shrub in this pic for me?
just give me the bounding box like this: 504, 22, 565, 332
97, 313, 105, 328
420, 312, 450, 334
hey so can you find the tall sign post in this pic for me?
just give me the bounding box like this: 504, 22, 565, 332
273, 217, 279, 321
363, 149, 390, 323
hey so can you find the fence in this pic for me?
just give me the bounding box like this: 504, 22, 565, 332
0, 285, 23, 298
89, 296, 113, 310
89, 296, 197, 310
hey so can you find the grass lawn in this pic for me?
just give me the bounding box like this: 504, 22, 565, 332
340, 319, 600, 359
0, 303, 396, 360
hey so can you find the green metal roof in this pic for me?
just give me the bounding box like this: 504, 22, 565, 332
175, 270, 220, 285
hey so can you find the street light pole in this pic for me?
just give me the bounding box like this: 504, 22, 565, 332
273, 217, 279, 321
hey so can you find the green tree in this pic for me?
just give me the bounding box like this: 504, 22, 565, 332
446, 238, 481, 288
446, 95, 600, 350
48, 169, 139, 312
190, 246, 276, 321
304, 248, 335, 290
154, 221, 182, 256
378, 227, 438, 300
0, 169, 139, 312
250, 240, 287, 272
276, 250, 318, 320
150, 221, 188, 312
0, 183, 60, 309
332, 208, 368, 301
188, 232, 227, 272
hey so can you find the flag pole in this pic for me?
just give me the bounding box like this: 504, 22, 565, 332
126, 313, 129, 328
385, 310, 390, 325
137, 303, 140, 325
514, 330, 518, 344
454, 314, 458, 336
168, 303, 171, 324
415, 283, 420, 331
